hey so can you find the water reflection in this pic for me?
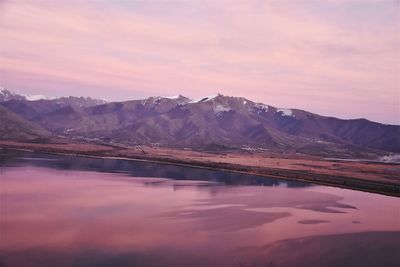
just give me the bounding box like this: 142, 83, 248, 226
0, 151, 310, 187
0, 152, 399, 267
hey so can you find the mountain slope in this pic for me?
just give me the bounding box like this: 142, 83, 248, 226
0, 106, 50, 140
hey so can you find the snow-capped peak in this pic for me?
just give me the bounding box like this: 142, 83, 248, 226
189, 94, 220, 103
164, 95, 190, 104
22, 94, 54, 101
0, 87, 55, 101
164, 95, 182, 100
0, 87, 27, 101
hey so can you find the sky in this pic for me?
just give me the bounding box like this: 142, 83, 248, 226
0, 0, 399, 124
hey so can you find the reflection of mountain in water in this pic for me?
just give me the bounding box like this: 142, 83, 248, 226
0, 151, 312, 188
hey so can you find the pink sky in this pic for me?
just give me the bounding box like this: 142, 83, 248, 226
0, 0, 399, 124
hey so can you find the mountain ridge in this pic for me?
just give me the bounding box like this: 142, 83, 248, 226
0, 89, 399, 156
0, 88, 107, 106
2, 88, 396, 125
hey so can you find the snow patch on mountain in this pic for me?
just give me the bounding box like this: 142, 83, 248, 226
0, 87, 26, 101
277, 108, 293, 117
164, 95, 190, 105
165, 95, 181, 99
214, 104, 230, 113
214, 104, 231, 117
1, 87, 57, 101
255, 103, 269, 114
22, 94, 54, 101
143, 96, 163, 106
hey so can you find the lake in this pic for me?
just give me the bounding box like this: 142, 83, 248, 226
0, 151, 399, 267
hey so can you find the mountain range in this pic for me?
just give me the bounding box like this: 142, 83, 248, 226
0, 88, 399, 157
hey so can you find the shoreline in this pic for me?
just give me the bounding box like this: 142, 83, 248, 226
1, 142, 399, 197
77, 154, 400, 197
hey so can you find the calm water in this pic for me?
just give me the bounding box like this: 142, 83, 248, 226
0, 151, 399, 267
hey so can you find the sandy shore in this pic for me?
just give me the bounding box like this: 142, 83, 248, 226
1, 140, 399, 196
